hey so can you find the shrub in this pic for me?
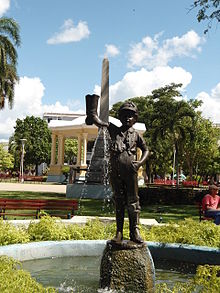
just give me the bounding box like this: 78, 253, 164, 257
142, 218, 220, 248
28, 215, 68, 241
156, 265, 220, 293
0, 219, 29, 245
1, 216, 220, 248
0, 256, 56, 292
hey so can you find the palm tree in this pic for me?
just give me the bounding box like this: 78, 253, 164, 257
151, 84, 195, 187
0, 17, 20, 109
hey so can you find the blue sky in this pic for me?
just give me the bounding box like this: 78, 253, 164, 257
0, 0, 220, 140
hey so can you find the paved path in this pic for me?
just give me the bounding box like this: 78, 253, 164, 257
0, 182, 66, 193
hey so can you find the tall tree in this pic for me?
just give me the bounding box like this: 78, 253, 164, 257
110, 84, 195, 185
10, 116, 51, 175
150, 84, 195, 187
0, 17, 20, 109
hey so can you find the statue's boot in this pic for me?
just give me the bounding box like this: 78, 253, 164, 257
112, 208, 124, 243
129, 211, 144, 244
85, 94, 108, 126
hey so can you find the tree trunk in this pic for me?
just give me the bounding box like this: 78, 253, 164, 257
35, 164, 38, 176
175, 143, 179, 189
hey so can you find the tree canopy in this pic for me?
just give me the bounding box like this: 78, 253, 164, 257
9, 116, 51, 174
0, 17, 20, 109
0, 144, 14, 171
110, 83, 220, 183
192, 0, 220, 33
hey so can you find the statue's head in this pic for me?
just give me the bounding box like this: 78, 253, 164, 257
118, 101, 138, 126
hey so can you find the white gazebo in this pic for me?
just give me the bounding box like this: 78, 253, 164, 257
47, 115, 146, 182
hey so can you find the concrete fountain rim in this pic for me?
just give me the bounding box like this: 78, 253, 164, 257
0, 240, 219, 265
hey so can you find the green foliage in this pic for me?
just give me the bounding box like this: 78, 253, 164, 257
194, 264, 220, 292
192, 0, 220, 33
0, 256, 56, 292
61, 166, 70, 181
28, 215, 68, 241
183, 113, 220, 179
1, 216, 220, 249
142, 218, 220, 248
0, 144, 14, 171
0, 219, 29, 245
156, 264, 220, 292
110, 83, 219, 182
10, 116, 51, 172
0, 17, 20, 109
64, 138, 78, 164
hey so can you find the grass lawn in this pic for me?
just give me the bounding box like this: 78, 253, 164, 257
0, 191, 199, 223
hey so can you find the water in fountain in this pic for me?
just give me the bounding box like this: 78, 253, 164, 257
22, 256, 194, 293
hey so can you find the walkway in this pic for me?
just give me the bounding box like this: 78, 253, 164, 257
0, 182, 66, 193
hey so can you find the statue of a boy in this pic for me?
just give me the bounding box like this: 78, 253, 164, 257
85, 94, 149, 243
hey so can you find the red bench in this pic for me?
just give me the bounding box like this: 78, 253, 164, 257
0, 198, 78, 219
23, 175, 44, 183
196, 201, 213, 222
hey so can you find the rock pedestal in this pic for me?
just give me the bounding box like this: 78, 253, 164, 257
100, 241, 155, 293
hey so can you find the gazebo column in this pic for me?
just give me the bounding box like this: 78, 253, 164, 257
57, 134, 65, 166
82, 133, 88, 166
50, 133, 57, 166
47, 133, 64, 182
77, 135, 82, 166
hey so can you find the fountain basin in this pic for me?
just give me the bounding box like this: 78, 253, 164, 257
0, 240, 219, 265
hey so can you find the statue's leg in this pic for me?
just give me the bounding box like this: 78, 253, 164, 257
128, 208, 143, 243
110, 173, 125, 242
112, 199, 125, 242
126, 173, 144, 243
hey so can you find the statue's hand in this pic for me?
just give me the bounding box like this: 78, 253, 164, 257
86, 114, 109, 128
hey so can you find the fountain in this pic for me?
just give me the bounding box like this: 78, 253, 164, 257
1, 239, 219, 292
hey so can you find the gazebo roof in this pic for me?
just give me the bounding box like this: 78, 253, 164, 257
48, 115, 146, 134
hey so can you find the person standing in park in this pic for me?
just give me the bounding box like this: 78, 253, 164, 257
85, 94, 149, 243
202, 185, 220, 225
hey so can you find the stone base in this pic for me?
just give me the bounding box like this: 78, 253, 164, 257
100, 240, 155, 293
66, 183, 113, 199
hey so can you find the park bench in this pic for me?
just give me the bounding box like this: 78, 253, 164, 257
195, 201, 213, 222
23, 175, 44, 183
0, 198, 78, 219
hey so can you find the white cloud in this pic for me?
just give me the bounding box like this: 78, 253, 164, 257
104, 44, 120, 58
196, 83, 220, 123
0, 0, 10, 16
128, 30, 204, 69
47, 19, 90, 44
94, 66, 192, 105
0, 76, 82, 141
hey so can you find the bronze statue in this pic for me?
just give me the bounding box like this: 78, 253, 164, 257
85, 94, 149, 243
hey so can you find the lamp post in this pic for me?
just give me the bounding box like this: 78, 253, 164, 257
20, 139, 27, 183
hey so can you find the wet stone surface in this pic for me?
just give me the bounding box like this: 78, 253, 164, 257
100, 241, 155, 293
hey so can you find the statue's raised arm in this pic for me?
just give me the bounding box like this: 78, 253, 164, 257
85, 94, 109, 127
